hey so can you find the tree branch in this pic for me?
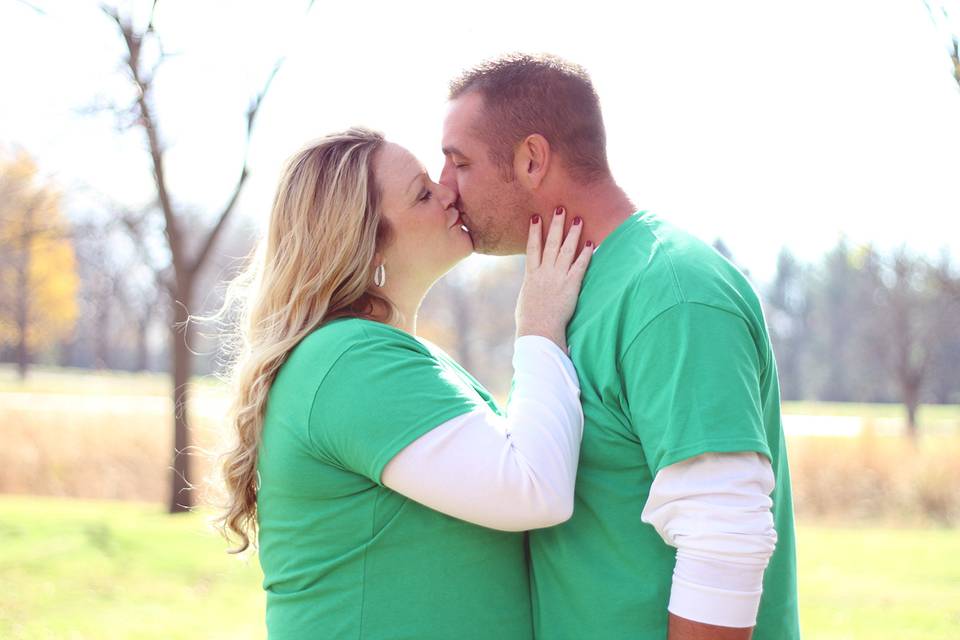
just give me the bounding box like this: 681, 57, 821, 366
951, 36, 959, 87
147, 0, 160, 32
14, 0, 45, 15
189, 56, 285, 274
118, 206, 176, 294
102, 4, 187, 285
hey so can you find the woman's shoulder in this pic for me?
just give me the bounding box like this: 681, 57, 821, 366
292, 317, 428, 370
274, 318, 414, 397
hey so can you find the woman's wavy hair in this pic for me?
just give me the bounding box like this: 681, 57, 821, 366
212, 127, 394, 552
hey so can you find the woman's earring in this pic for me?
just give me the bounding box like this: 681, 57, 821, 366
374, 264, 386, 287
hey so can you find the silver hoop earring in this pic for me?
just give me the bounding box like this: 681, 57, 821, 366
374, 264, 386, 288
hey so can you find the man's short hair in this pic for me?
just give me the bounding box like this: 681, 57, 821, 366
449, 53, 610, 183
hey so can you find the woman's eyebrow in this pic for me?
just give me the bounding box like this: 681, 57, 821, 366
406, 171, 426, 194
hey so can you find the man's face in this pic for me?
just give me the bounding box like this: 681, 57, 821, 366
440, 92, 532, 256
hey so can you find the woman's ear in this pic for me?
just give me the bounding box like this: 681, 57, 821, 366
514, 134, 551, 190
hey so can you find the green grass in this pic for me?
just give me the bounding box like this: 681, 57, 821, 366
0, 496, 263, 640
799, 526, 960, 639
1, 497, 958, 639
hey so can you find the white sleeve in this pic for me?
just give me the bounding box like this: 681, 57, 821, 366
381, 335, 583, 532
641, 451, 778, 628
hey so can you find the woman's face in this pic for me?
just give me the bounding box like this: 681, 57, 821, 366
374, 142, 473, 284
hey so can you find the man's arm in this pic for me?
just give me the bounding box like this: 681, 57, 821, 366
641, 451, 777, 639
668, 613, 753, 640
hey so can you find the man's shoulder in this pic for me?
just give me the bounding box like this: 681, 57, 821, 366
592, 214, 766, 344
640, 216, 729, 272
637, 216, 761, 311
603, 214, 723, 279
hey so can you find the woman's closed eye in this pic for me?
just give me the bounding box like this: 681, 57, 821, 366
418, 188, 433, 203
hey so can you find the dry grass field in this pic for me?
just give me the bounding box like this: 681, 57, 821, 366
3, 365, 959, 525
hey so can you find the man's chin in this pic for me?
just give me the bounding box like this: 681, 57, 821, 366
471, 241, 524, 257
461, 217, 525, 256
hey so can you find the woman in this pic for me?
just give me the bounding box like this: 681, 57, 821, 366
216, 128, 593, 639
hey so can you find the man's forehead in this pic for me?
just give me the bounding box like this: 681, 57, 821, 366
443, 92, 485, 151
449, 90, 484, 113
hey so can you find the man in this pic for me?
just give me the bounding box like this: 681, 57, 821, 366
439, 54, 800, 640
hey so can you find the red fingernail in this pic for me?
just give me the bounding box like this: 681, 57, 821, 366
585, 241, 593, 247
555, 207, 564, 216
573, 216, 582, 226
532, 214, 540, 224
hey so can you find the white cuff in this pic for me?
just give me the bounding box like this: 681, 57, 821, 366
643, 452, 777, 627
669, 569, 763, 628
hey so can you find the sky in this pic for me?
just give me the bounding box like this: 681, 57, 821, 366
2, 0, 959, 282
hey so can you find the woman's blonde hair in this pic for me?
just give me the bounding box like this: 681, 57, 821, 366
214, 127, 393, 552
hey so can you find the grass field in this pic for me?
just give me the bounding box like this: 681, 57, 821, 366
0, 497, 262, 640
3, 365, 960, 637
1, 496, 958, 639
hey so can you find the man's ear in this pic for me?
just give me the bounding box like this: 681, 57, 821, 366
514, 134, 551, 190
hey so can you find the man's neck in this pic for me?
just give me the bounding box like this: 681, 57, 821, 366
550, 176, 636, 250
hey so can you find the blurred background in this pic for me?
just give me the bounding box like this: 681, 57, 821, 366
1, 0, 959, 638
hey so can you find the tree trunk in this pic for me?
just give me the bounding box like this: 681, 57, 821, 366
93, 294, 112, 370
136, 313, 150, 372
15, 209, 31, 380
903, 383, 920, 442
15, 269, 29, 380
57, 336, 75, 367
168, 284, 194, 513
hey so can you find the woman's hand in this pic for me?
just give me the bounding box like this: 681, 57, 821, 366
515, 207, 594, 351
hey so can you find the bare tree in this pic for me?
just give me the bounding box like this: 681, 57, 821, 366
885, 253, 932, 439
99, 3, 293, 513
66, 210, 165, 371
926, 1, 960, 88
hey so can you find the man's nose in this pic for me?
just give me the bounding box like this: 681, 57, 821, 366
436, 181, 458, 209
439, 161, 458, 196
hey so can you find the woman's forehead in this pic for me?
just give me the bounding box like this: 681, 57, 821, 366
379, 143, 421, 180
377, 143, 424, 201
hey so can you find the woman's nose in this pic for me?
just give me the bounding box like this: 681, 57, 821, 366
436, 180, 458, 209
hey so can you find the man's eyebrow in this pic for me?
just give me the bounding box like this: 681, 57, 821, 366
442, 145, 465, 158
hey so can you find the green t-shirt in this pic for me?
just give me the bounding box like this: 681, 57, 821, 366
257, 318, 533, 640
529, 212, 800, 639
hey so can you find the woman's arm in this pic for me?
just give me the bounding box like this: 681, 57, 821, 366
383, 208, 592, 531
382, 334, 582, 531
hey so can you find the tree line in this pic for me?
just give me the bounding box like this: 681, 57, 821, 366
3, 0, 958, 513
3, 153, 958, 440
757, 243, 958, 437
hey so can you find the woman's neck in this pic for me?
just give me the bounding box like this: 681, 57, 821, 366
390, 302, 418, 335
377, 275, 430, 336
